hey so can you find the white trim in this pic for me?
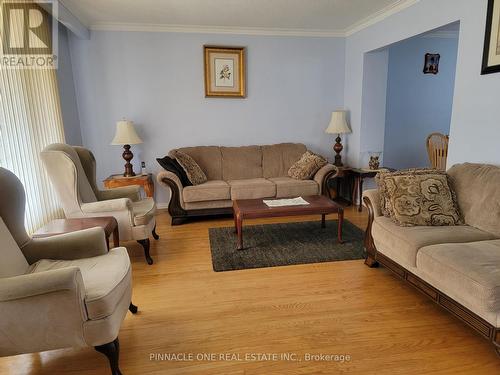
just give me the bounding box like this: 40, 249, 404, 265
87, 1, 420, 38
90, 23, 345, 38
63, 0, 419, 38
39, 1, 90, 39
345, 0, 420, 36
156, 203, 169, 210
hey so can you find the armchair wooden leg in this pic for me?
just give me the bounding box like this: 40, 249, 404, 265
152, 225, 159, 240
137, 239, 153, 265
129, 303, 138, 314
95, 338, 122, 375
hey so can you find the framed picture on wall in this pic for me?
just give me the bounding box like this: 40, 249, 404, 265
482, 0, 500, 74
423, 53, 440, 74
204, 46, 246, 98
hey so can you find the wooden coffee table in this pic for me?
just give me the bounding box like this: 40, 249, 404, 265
33, 217, 119, 249
232, 195, 344, 250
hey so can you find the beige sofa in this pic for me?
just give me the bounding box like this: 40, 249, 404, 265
363, 163, 500, 354
157, 143, 338, 224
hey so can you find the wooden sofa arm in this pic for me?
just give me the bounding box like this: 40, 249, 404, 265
363, 193, 379, 268
156, 171, 188, 222
314, 164, 339, 195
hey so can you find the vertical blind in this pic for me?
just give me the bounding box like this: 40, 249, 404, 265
0, 1, 65, 233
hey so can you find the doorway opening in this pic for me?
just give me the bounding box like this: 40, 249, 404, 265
359, 21, 460, 170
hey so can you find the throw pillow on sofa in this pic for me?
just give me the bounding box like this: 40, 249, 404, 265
156, 156, 192, 186
377, 168, 463, 227
171, 150, 208, 186
288, 151, 327, 180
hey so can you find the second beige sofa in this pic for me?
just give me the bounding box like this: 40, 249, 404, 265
157, 143, 338, 224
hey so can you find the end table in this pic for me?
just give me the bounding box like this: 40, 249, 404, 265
103, 173, 154, 198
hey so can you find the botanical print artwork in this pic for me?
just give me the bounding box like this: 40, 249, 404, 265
215, 58, 234, 87
204, 46, 246, 97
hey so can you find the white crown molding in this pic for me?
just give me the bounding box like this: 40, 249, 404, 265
82, 0, 420, 38
345, 0, 420, 36
90, 23, 345, 38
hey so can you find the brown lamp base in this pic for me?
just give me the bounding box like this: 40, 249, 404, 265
122, 144, 136, 177
333, 135, 344, 167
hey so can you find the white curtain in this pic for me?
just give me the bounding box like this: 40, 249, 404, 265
0, 1, 65, 233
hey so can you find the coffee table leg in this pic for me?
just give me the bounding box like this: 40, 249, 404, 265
321, 214, 326, 228
338, 208, 344, 244
236, 213, 243, 250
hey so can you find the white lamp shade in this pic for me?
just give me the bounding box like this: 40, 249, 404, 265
111, 120, 143, 145
325, 111, 352, 135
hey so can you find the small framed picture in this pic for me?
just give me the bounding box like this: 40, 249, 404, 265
482, 0, 500, 74
423, 53, 440, 74
204, 46, 246, 98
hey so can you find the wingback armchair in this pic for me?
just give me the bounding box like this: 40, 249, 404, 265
0, 167, 134, 375
41, 143, 158, 265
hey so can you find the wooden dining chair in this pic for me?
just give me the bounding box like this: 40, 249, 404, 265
426, 132, 449, 170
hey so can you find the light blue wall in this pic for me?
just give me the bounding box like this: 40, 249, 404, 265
345, 0, 500, 169
57, 24, 82, 145
68, 31, 345, 205
383, 35, 459, 170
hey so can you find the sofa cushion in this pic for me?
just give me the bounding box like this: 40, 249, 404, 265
171, 146, 222, 180
228, 178, 276, 200
183, 181, 230, 203
448, 163, 500, 237
221, 146, 262, 180
288, 151, 327, 180
372, 216, 496, 268
262, 143, 307, 178
132, 197, 156, 226
417, 240, 500, 312
269, 177, 319, 198
30, 247, 131, 320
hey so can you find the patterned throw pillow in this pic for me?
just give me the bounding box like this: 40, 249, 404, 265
377, 169, 463, 226
156, 156, 192, 186
288, 151, 327, 180
171, 150, 207, 186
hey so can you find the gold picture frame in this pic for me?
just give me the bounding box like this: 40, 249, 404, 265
482, 0, 500, 74
204, 46, 246, 98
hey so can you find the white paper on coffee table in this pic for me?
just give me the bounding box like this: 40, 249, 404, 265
263, 197, 310, 207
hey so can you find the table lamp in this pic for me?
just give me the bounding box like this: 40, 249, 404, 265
325, 110, 352, 167
111, 120, 143, 177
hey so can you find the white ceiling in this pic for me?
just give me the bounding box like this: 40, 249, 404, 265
60, 0, 418, 36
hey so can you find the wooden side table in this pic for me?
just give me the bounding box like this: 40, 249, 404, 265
327, 166, 354, 206
103, 173, 154, 198
349, 168, 395, 211
33, 217, 119, 249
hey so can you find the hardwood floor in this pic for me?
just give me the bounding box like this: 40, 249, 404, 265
1, 207, 499, 374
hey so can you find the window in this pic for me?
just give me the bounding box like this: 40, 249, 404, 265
0, 3, 65, 233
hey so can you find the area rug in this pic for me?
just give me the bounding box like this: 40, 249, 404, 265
209, 220, 365, 272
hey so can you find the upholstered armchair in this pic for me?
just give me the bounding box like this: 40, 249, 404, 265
41, 143, 158, 264
0, 167, 135, 375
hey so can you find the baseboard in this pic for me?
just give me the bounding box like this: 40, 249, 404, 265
156, 203, 169, 209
